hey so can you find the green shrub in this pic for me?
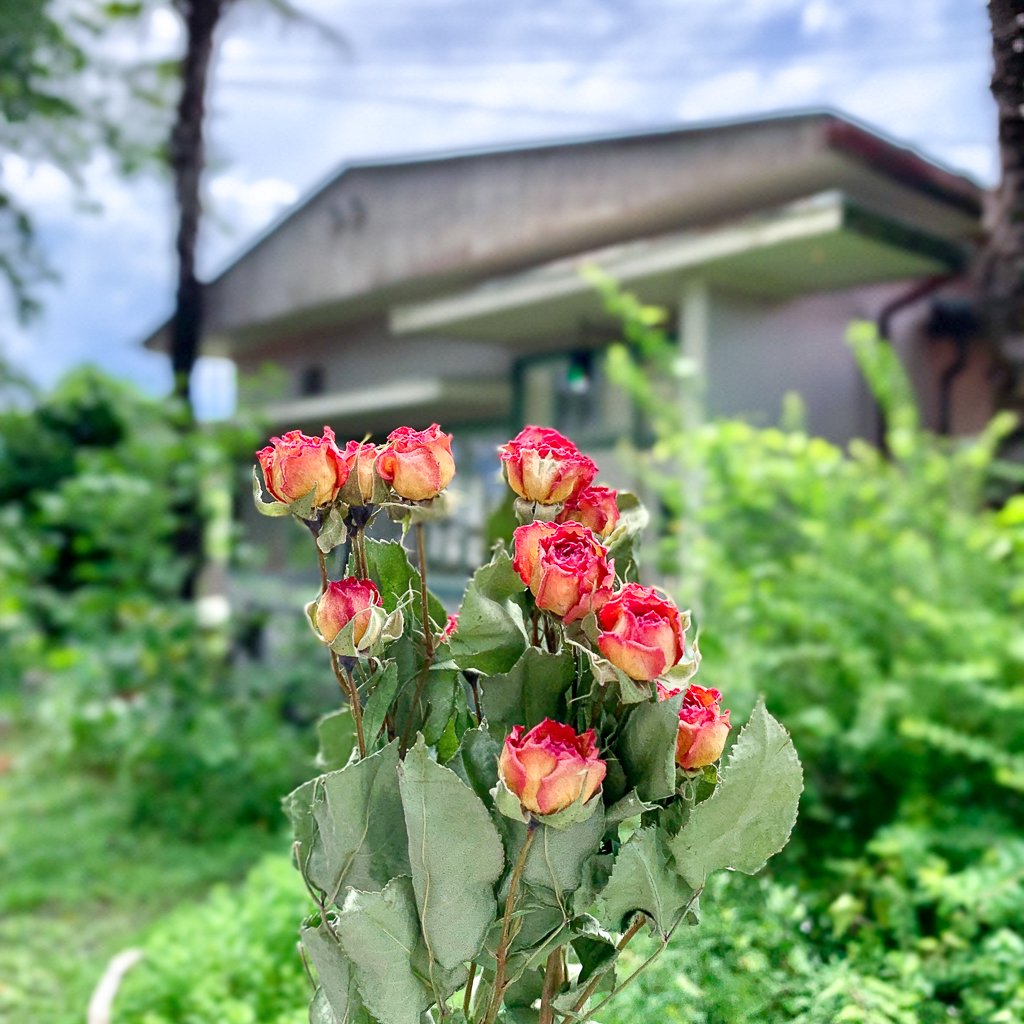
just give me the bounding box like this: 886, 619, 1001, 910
0, 367, 331, 835
112, 855, 311, 1024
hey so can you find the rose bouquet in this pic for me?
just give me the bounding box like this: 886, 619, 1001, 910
254, 423, 802, 1024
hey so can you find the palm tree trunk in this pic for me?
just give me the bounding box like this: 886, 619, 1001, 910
169, 0, 225, 409
983, 1, 1024, 342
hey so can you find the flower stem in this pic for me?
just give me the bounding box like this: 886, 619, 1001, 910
462, 962, 477, 1019
578, 890, 702, 1019
538, 946, 564, 1024
399, 523, 435, 754
317, 545, 328, 594
482, 824, 538, 1024
569, 913, 645, 1014
331, 651, 367, 758
351, 526, 370, 579
416, 523, 434, 660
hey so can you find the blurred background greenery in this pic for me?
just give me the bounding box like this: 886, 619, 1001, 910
1, 310, 1023, 1023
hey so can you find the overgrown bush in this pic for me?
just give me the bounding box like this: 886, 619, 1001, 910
594, 275, 1024, 865
112, 856, 310, 1024
0, 367, 327, 834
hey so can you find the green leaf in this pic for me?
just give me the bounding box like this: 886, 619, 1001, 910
570, 917, 619, 985
361, 662, 399, 747
668, 700, 802, 887
317, 504, 349, 553
337, 876, 433, 1024
359, 539, 446, 625
316, 708, 357, 771
449, 726, 501, 805
309, 987, 336, 1024
251, 465, 291, 516
479, 647, 573, 740
617, 692, 684, 802
448, 550, 529, 674
595, 827, 696, 936
604, 491, 649, 580
305, 742, 410, 901
282, 777, 320, 884
521, 807, 607, 898
398, 738, 505, 972
302, 920, 363, 1024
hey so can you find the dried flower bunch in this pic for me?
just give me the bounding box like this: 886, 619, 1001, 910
255, 422, 802, 1024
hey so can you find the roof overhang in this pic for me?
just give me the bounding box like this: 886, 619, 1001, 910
391, 191, 966, 344
261, 377, 509, 432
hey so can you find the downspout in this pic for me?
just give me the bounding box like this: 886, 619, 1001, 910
874, 274, 956, 448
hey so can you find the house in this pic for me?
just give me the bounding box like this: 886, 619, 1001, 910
145, 109, 996, 585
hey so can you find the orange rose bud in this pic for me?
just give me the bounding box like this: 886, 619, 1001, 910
658, 682, 731, 770
314, 577, 382, 644
557, 485, 620, 537
512, 520, 614, 623
499, 719, 607, 816
499, 425, 597, 505
342, 440, 381, 504
597, 584, 685, 681
256, 426, 349, 506
377, 424, 455, 501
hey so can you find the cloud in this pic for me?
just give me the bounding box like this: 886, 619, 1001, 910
1, 0, 998, 404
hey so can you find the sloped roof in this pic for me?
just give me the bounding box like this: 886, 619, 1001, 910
144, 108, 983, 355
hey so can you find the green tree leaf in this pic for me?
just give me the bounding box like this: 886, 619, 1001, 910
616, 691, 684, 802
398, 738, 505, 973
668, 700, 802, 888
595, 827, 696, 936
448, 550, 529, 674
336, 876, 433, 1024
479, 647, 574, 740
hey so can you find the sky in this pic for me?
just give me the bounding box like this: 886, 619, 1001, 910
1, 0, 998, 418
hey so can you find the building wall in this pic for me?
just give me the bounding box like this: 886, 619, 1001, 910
235, 315, 512, 409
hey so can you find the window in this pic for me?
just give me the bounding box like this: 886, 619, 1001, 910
299, 365, 325, 397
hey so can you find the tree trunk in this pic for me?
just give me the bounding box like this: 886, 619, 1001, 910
982, 1, 1024, 344
169, 0, 225, 410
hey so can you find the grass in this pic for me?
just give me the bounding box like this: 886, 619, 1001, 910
0, 720, 286, 1024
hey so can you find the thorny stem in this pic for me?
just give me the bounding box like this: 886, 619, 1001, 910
317, 545, 328, 593
569, 914, 645, 1014
538, 947, 564, 1024
577, 890, 703, 1020
416, 523, 435, 661
462, 962, 477, 1019
589, 683, 609, 729
482, 824, 538, 1024
331, 651, 367, 758
399, 523, 436, 754
351, 526, 370, 580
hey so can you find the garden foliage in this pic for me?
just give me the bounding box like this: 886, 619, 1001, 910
0, 367, 319, 833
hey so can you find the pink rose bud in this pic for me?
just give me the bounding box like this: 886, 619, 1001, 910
499, 425, 597, 506
597, 583, 685, 681
512, 520, 614, 623
658, 682, 732, 770
377, 424, 455, 501
441, 613, 459, 642
557, 485, 620, 537
256, 426, 349, 506
314, 577, 382, 644
343, 440, 382, 504
499, 719, 607, 816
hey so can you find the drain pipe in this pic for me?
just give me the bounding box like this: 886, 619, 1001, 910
874, 274, 956, 449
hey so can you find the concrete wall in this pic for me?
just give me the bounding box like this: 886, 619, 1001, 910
236, 314, 512, 408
